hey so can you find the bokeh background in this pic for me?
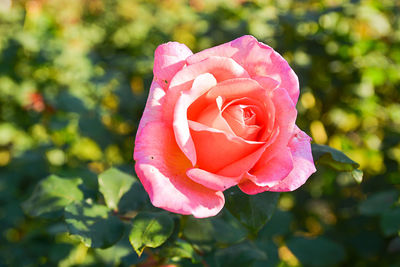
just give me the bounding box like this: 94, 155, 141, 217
1, 0, 399, 266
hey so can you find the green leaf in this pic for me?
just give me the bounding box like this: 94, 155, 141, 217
225, 187, 280, 233
257, 210, 293, 240
286, 236, 346, 266
359, 190, 398, 216
98, 168, 136, 210
380, 207, 400, 236
129, 212, 174, 256
64, 201, 125, 248
182, 210, 247, 245
312, 144, 360, 172
215, 241, 267, 267
160, 239, 201, 263
22, 175, 84, 218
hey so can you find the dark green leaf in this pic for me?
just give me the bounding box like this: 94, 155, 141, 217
380, 207, 400, 236
182, 210, 247, 245
160, 239, 201, 263
129, 212, 174, 256
258, 210, 293, 240
212, 210, 247, 244
64, 201, 125, 248
286, 236, 346, 266
253, 240, 279, 267
215, 241, 267, 267
359, 190, 398, 216
225, 187, 280, 233
22, 175, 84, 218
98, 168, 136, 210
312, 144, 360, 172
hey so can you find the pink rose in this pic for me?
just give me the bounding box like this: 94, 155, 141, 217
134, 35, 316, 218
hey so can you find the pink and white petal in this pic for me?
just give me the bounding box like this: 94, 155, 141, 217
189, 120, 264, 173
169, 56, 249, 89
136, 80, 167, 137
206, 78, 265, 100
153, 42, 193, 88
239, 127, 316, 194
268, 127, 316, 192
247, 147, 293, 187
134, 121, 224, 218
258, 87, 297, 158
173, 73, 217, 166
253, 76, 280, 92
187, 35, 299, 104
186, 168, 242, 191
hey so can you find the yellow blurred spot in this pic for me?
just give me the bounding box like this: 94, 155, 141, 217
105, 145, 124, 165
328, 135, 342, 150
389, 145, 400, 164
279, 245, 300, 266
88, 161, 105, 173
70, 137, 102, 161
305, 217, 323, 235
279, 194, 294, 211
46, 149, 66, 166
31, 124, 49, 142
173, 25, 196, 49
102, 93, 119, 111
101, 114, 113, 128
117, 122, 132, 135
300, 92, 316, 109
130, 76, 144, 95
0, 150, 10, 166
310, 120, 328, 144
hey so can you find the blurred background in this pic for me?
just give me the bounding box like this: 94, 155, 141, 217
0, 0, 399, 266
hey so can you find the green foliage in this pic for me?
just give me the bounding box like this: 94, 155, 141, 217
1, 0, 400, 266
98, 167, 136, 210
64, 201, 125, 249
129, 212, 174, 256
312, 144, 361, 172
225, 187, 280, 234
286, 237, 346, 266
22, 175, 84, 218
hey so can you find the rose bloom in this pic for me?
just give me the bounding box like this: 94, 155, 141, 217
134, 35, 316, 218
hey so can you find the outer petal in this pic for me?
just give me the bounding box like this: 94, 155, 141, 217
255, 87, 297, 165
239, 127, 316, 194
153, 42, 193, 88
134, 122, 224, 218
246, 147, 293, 187
136, 80, 166, 137
187, 35, 299, 104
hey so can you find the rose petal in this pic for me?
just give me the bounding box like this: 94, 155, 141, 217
173, 73, 218, 166
169, 56, 250, 90
195, 96, 234, 134
187, 35, 299, 104
189, 120, 264, 173
136, 80, 166, 137
186, 168, 242, 191
239, 127, 316, 194
257, 87, 297, 160
153, 42, 193, 88
247, 147, 293, 187
162, 57, 250, 128
134, 121, 224, 218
